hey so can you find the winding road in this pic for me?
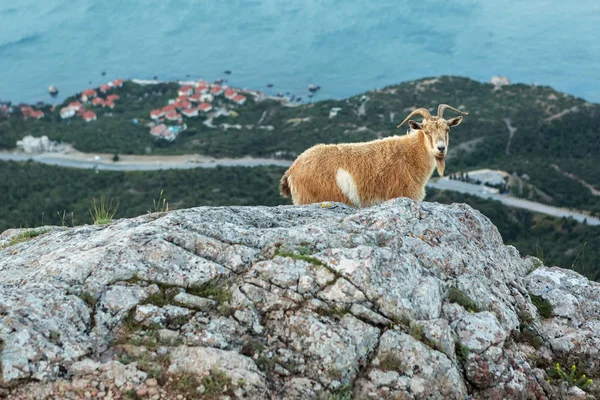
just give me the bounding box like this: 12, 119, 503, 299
1, 150, 598, 226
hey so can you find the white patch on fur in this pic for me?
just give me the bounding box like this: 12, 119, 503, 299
336, 168, 361, 207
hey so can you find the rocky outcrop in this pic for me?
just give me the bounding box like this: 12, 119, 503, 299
0, 199, 598, 399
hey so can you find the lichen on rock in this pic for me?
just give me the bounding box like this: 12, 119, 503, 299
0, 198, 599, 398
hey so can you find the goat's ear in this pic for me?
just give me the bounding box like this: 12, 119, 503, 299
408, 120, 422, 130
447, 116, 463, 127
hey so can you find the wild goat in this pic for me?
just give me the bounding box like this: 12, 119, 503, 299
279, 104, 467, 207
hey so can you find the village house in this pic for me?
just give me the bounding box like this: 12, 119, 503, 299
176, 95, 190, 102
150, 109, 164, 119
68, 101, 82, 111
162, 104, 177, 113
181, 107, 199, 117
30, 110, 44, 119
175, 100, 192, 110
198, 102, 212, 112
233, 95, 247, 105
112, 79, 124, 88
83, 111, 97, 122
92, 98, 105, 107
178, 85, 194, 96
224, 88, 237, 100
81, 89, 97, 102
189, 93, 202, 102
210, 86, 224, 95
106, 94, 119, 102
104, 101, 115, 109
196, 84, 209, 94
60, 107, 76, 119
150, 124, 167, 136
165, 110, 181, 121
99, 84, 110, 93
20, 106, 33, 117
200, 93, 213, 103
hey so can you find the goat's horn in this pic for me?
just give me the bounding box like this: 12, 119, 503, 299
437, 104, 468, 119
396, 107, 431, 128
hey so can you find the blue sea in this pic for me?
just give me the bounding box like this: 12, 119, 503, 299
1, 0, 599, 105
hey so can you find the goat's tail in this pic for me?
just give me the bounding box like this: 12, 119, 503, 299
279, 170, 291, 198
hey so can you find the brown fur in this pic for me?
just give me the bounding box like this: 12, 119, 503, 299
280, 131, 436, 206
280, 107, 465, 207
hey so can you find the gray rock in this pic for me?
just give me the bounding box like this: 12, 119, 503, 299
172, 292, 217, 311
0, 199, 598, 398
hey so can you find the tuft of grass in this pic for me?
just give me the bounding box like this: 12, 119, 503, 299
409, 323, 424, 342
535, 241, 547, 266
57, 210, 75, 227
529, 293, 553, 318
123, 389, 139, 400
8, 228, 49, 247
241, 339, 267, 358
448, 287, 480, 313
188, 281, 232, 304
201, 370, 234, 399
315, 304, 351, 320
324, 384, 353, 400
275, 249, 326, 267
378, 353, 405, 373
547, 363, 593, 390
89, 195, 119, 225
456, 343, 470, 362
79, 292, 97, 308
148, 189, 169, 214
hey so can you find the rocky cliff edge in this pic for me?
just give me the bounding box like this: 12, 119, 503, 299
0, 199, 599, 399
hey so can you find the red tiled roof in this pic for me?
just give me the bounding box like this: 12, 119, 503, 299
210, 86, 223, 94
198, 102, 212, 111
83, 111, 96, 121
82, 89, 97, 97
182, 108, 199, 116
92, 98, 105, 106
68, 101, 82, 110
112, 79, 124, 87
104, 100, 115, 108
162, 104, 177, 112
224, 88, 237, 98
190, 93, 202, 102
150, 109, 164, 118
30, 110, 44, 119
106, 94, 119, 102
233, 95, 246, 104
99, 84, 110, 93
177, 95, 190, 102
150, 124, 167, 135
165, 110, 180, 120
175, 101, 192, 110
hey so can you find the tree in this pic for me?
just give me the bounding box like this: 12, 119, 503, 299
113, 154, 120, 162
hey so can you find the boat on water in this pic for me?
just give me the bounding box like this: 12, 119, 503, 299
48, 85, 59, 97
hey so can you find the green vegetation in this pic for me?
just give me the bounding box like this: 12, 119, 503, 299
89, 195, 119, 225
409, 322, 425, 342
447, 287, 480, 313
148, 189, 169, 214
455, 343, 470, 362
7, 228, 49, 246
274, 249, 327, 267
529, 293, 553, 318
78, 292, 97, 308
548, 363, 593, 390
165, 370, 234, 399
378, 353, 405, 373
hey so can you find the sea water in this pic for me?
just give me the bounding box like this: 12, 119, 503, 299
1, 0, 599, 105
